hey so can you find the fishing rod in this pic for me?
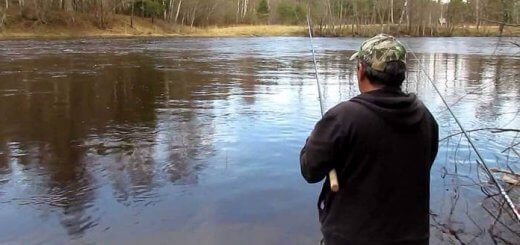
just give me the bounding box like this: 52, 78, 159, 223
306, 14, 339, 192
405, 44, 520, 223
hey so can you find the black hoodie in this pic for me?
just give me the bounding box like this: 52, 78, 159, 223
300, 87, 438, 245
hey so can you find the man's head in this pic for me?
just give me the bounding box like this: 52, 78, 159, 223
350, 34, 407, 93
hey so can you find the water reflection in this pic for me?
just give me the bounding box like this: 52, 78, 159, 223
0, 37, 519, 244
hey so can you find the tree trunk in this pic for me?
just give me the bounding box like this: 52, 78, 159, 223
236, 0, 240, 23
130, 2, 131, 28
242, 0, 248, 19
63, 0, 73, 12
406, 0, 410, 33
397, 0, 407, 34
168, 0, 174, 21
390, 0, 394, 24
371, 3, 376, 25
175, 0, 182, 23
339, 2, 343, 23
190, 7, 196, 27
99, 0, 105, 28
429, 7, 433, 36
476, 0, 480, 30
376, 4, 384, 33
499, 0, 507, 36
0, 7, 5, 30
5, 0, 8, 9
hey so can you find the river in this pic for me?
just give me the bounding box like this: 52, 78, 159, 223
0, 37, 519, 244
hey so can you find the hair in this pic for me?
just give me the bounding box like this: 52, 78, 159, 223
362, 61, 406, 88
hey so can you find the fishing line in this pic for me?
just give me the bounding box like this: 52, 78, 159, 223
404, 43, 520, 223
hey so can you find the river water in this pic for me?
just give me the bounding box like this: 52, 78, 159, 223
0, 37, 519, 244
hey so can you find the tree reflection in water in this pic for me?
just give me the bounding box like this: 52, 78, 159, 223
0, 37, 519, 244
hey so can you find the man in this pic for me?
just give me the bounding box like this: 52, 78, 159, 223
300, 34, 439, 245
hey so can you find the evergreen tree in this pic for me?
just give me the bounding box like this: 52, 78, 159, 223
257, 0, 269, 15
257, 0, 270, 19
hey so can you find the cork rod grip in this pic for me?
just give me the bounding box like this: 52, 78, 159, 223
329, 169, 339, 192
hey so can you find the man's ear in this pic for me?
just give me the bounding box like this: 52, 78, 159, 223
357, 63, 366, 81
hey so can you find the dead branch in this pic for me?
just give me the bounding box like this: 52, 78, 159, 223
440, 128, 520, 142
502, 141, 520, 153
482, 199, 520, 238
430, 211, 468, 245
511, 148, 520, 159
490, 168, 520, 178
481, 18, 520, 27
437, 83, 496, 115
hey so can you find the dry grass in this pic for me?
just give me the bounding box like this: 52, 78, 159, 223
451, 25, 520, 37
187, 25, 306, 37
0, 23, 306, 39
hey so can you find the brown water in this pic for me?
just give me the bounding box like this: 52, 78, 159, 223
0, 37, 519, 244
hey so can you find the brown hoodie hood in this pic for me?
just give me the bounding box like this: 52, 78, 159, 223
350, 87, 425, 129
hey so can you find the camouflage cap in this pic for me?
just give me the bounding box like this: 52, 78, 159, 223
349, 34, 407, 72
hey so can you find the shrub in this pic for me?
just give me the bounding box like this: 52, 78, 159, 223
134, 0, 164, 18
257, 0, 270, 18
277, 1, 306, 25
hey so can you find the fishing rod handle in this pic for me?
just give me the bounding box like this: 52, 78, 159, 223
329, 169, 339, 192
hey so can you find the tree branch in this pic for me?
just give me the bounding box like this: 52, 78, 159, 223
490, 168, 520, 178
510, 41, 520, 48
481, 18, 520, 27
440, 128, 520, 142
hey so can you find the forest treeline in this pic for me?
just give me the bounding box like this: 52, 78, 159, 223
1, 0, 519, 36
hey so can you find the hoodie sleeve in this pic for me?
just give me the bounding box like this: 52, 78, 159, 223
300, 109, 345, 183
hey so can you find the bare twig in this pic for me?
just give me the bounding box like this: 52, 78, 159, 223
502, 141, 520, 153
481, 18, 520, 27
440, 128, 520, 142
482, 200, 520, 238
436, 83, 496, 115
501, 107, 520, 128
511, 148, 520, 159
490, 168, 520, 178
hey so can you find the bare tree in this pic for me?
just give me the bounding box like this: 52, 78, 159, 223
0, 0, 519, 36
0, 6, 6, 30
175, 0, 182, 23
63, 0, 73, 12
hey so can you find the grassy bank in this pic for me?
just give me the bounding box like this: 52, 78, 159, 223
0, 22, 307, 39
0, 12, 518, 39
0, 10, 308, 39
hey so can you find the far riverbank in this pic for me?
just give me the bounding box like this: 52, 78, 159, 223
1, 14, 519, 39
